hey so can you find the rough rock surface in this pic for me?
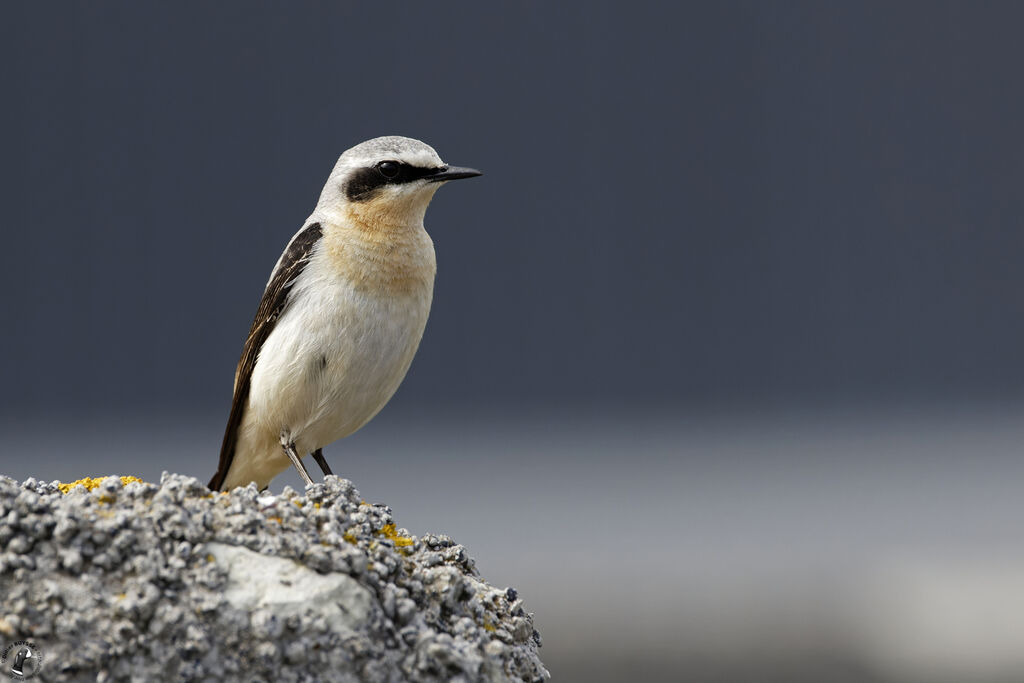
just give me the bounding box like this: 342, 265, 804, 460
0, 474, 547, 682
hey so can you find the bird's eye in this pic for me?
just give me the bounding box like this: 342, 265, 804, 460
377, 161, 400, 179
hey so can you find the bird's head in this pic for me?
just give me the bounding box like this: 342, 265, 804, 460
315, 136, 481, 229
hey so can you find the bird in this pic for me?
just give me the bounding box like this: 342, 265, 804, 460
208, 136, 481, 491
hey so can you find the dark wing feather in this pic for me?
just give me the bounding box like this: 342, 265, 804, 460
208, 223, 323, 491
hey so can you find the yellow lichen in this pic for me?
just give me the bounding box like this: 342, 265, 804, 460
343, 530, 358, 545
268, 516, 282, 524
378, 523, 414, 548
58, 476, 143, 494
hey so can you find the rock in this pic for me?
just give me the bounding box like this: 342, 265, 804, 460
0, 474, 548, 682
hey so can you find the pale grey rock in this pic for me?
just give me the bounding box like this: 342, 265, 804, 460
207, 542, 377, 636
0, 474, 547, 682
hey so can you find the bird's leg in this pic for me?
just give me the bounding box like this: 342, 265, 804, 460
280, 432, 314, 487
311, 448, 333, 476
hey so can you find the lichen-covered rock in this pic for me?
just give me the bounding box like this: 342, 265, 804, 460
0, 474, 547, 682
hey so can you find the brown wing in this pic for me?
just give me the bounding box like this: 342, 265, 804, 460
208, 222, 323, 491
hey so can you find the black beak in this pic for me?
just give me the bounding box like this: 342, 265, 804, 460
426, 166, 483, 182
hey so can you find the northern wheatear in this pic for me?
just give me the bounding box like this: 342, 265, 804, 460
208, 136, 481, 491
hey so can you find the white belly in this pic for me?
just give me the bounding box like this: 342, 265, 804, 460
223, 257, 433, 490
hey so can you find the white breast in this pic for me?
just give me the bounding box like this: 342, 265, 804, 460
253, 253, 433, 446
224, 224, 435, 490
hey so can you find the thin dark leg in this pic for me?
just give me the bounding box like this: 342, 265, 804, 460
311, 448, 333, 476
280, 433, 314, 487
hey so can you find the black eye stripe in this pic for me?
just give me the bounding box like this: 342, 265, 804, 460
344, 163, 446, 202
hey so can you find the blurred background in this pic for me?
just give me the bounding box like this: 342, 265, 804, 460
3, 2, 1024, 681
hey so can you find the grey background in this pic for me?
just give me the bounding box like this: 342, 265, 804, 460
4, 1, 1024, 418
3, 3, 1024, 682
